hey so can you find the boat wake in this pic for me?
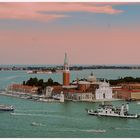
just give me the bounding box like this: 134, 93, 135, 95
52, 129, 106, 133
115, 127, 140, 131
11, 112, 80, 121
31, 122, 46, 127
10, 112, 48, 117
81, 129, 106, 133
15, 109, 60, 113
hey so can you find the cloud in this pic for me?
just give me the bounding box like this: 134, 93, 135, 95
0, 3, 123, 22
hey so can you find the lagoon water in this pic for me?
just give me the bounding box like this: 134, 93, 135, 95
0, 69, 140, 138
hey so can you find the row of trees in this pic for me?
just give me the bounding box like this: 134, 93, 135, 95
23, 76, 140, 89
23, 77, 60, 89
109, 77, 140, 85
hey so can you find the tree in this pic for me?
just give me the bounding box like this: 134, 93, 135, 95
47, 78, 53, 86
23, 81, 26, 85
37, 79, 44, 87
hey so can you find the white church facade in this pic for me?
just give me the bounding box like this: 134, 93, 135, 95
95, 80, 112, 100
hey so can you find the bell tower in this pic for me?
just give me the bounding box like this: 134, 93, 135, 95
63, 53, 70, 86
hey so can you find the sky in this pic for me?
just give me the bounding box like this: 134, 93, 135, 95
0, 2, 140, 65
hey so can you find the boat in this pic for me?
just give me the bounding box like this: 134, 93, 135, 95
31, 122, 43, 126
26, 70, 34, 74
0, 104, 14, 111
137, 102, 140, 105
52, 94, 61, 100
86, 103, 139, 119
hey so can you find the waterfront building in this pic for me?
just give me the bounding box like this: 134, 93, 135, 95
64, 91, 93, 101
121, 83, 140, 90
46, 54, 99, 102
51, 67, 99, 101
113, 83, 140, 100
8, 84, 38, 94
63, 53, 70, 86
95, 80, 112, 100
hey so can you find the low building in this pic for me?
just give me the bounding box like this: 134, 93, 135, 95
8, 84, 38, 94
64, 90, 94, 101
121, 83, 140, 90
131, 91, 140, 100
113, 88, 131, 100
113, 88, 140, 100
113, 83, 140, 100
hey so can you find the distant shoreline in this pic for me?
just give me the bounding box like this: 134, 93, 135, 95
1, 65, 140, 71
0, 92, 61, 103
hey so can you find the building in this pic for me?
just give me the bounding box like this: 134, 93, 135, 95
65, 91, 93, 101
45, 86, 53, 98
95, 80, 112, 100
121, 83, 140, 90
63, 53, 70, 86
51, 53, 113, 102
113, 83, 140, 100
8, 84, 38, 94
87, 72, 97, 84
51, 72, 99, 101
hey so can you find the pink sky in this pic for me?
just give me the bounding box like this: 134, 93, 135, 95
0, 28, 140, 65
0, 3, 139, 65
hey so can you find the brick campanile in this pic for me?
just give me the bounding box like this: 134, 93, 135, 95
63, 53, 70, 86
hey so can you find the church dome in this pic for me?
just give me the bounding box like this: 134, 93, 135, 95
87, 72, 97, 83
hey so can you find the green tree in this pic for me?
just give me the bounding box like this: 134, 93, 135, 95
47, 78, 53, 86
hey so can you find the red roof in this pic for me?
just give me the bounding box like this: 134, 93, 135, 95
113, 88, 140, 93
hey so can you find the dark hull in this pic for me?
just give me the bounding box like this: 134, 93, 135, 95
0, 108, 14, 111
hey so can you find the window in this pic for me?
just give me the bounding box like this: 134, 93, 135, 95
103, 93, 105, 99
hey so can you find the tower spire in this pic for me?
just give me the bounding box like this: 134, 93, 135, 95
64, 52, 69, 70
64, 53, 68, 65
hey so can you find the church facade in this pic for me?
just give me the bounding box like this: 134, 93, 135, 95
95, 81, 112, 100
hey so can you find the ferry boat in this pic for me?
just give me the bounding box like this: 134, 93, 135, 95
0, 104, 14, 111
86, 103, 139, 119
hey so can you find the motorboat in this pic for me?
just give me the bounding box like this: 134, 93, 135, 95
0, 104, 14, 111
86, 103, 139, 119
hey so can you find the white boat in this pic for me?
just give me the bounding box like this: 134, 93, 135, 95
137, 102, 140, 105
0, 104, 14, 111
26, 70, 34, 74
31, 122, 42, 126
86, 103, 139, 119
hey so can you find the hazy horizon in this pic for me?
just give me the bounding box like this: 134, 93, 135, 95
0, 63, 140, 67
